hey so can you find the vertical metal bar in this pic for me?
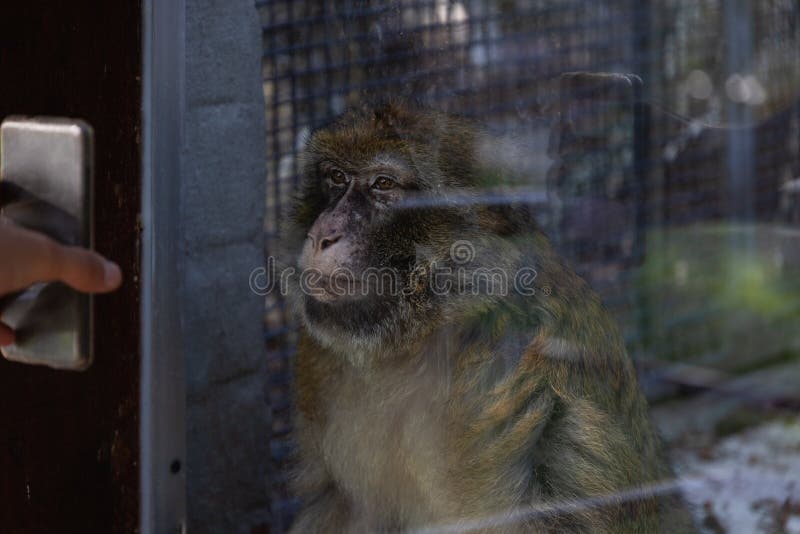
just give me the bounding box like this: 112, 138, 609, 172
321, 1, 335, 118
140, 0, 187, 532
269, 1, 282, 232
288, 0, 299, 190
263, 3, 294, 531
305, 2, 318, 132
631, 76, 650, 265
631, 0, 650, 265
631, 0, 653, 361
724, 0, 756, 226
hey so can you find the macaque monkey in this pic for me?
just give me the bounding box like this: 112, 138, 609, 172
279, 103, 695, 533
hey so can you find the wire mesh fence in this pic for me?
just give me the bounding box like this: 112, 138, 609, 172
258, 0, 800, 531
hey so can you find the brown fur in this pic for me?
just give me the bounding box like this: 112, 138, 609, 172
282, 104, 696, 533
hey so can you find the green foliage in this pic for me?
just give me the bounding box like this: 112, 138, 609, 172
635, 223, 800, 372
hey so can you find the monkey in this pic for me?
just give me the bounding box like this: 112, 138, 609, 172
277, 102, 696, 533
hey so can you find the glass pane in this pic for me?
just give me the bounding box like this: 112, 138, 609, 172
259, 1, 800, 532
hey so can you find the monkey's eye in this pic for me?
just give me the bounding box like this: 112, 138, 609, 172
328, 169, 349, 186
372, 175, 397, 190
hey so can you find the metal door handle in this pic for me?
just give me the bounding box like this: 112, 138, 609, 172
0, 116, 94, 370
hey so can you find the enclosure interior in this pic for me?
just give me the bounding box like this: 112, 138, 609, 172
257, 1, 800, 532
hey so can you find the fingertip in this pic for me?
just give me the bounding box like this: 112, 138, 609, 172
103, 261, 123, 291
0, 323, 15, 347
57, 246, 122, 294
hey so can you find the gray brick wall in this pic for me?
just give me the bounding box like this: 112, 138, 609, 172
183, 0, 270, 532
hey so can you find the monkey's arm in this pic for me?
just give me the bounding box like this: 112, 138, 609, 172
288, 412, 357, 534
454, 392, 665, 533
289, 487, 353, 534
290, 334, 359, 532
288, 483, 351, 534
445, 340, 558, 529
450, 332, 683, 533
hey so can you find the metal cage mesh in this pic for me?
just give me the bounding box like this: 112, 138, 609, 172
258, 1, 800, 530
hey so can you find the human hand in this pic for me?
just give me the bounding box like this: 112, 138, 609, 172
0, 218, 122, 346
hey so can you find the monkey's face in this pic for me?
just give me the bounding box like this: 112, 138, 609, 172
293, 147, 436, 352
296, 154, 416, 303
285, 104, 529, 355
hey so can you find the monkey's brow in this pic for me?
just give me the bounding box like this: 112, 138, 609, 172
365, 153, 412, 173
318, 155, 405, 169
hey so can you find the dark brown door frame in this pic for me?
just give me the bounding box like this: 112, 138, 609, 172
0, 2, 143, 532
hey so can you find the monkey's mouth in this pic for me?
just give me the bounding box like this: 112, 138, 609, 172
302, 279, 402, 336
304, 274, 370, 303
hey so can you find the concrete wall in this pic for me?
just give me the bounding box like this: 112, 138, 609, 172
182, 0, 270, 531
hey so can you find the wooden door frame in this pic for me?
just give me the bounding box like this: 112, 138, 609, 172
0, 3, 144, 532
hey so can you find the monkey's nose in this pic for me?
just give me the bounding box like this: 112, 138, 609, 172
318, 233, 342, 251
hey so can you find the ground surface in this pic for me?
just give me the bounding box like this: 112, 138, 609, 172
669, 417, 800, 534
